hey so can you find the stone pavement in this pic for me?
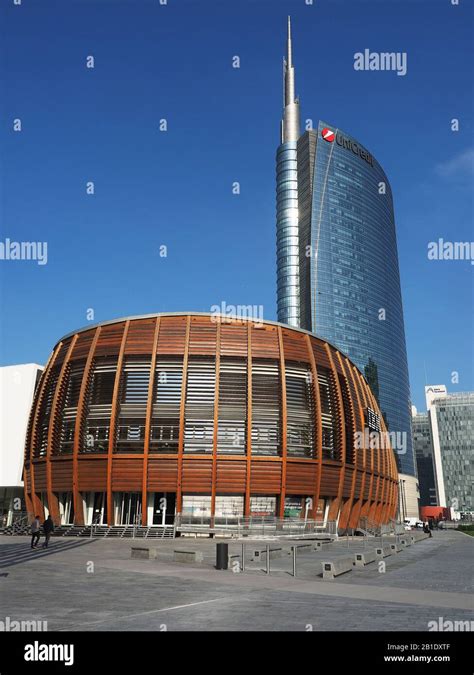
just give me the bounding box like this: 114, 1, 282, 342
0, 530, 472, 631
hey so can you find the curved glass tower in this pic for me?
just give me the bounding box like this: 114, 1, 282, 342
276, 17, 300, 327
275, 20, 415, 478
297, 122, 414, 475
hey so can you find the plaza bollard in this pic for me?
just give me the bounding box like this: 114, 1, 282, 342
216, 542, 228, 570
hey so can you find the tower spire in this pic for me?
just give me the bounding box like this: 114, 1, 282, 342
287, 15, 293, 69
281, 16, 300, 143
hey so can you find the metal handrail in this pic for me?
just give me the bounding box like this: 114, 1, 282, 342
8, 513, 32, 534
174, 514, 338, 537
90, 513, 102, 538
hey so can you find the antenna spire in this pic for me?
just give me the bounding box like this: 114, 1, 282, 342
281, 16, 300, 143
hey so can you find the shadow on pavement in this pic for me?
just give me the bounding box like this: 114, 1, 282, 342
0, 539, 98, 569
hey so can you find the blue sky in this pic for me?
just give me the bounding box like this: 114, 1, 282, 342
0, 0, 472, 412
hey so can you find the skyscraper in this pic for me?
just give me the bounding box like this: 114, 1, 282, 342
276, 17, 300, 328
412, 408, 438, 507
415, 386, 474, 513
275, 19, 417, 506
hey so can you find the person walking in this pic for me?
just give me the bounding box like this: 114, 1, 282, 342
30, 515, 41, 549
423, 521, 432, 538
42, 515, 54, 548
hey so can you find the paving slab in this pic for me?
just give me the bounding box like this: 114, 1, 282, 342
0, 530, 471, 631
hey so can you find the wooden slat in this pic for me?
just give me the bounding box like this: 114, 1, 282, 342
244, 322, 252, 516
29, 344, 63, 518
72, 327, 102, 526
277, 326, 288, 518
210, 321, 221, 520
141, 317, 160, 525
175, 316, 191, 514
305, 334, 323, 520
106, 321, 130, 526
335, 352, 357, 530
324, 345, 346, 523
46, 335, 78, 524
344, 358, 367, 528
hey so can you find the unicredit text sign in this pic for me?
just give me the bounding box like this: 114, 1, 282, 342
321, 128, 373, 167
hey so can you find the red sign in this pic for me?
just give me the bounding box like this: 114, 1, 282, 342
321, 127, 335, 142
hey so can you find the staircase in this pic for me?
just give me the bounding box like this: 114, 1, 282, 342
1, 519, 175, 539
53, 524, 175, 539
357, 517, 381, 537
2, 514, 32, 536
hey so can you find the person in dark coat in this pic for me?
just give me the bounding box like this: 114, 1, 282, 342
42, 515, 54, 548
30, 516, 41, 549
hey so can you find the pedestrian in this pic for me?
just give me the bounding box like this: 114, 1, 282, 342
30, 515, 41, 549
42, 515, 54, 548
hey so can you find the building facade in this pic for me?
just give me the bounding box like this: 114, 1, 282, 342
275, 21, 415, 487
0, 364, 43, 526
23, 313, 398, 529
412, 408, 438, 507
416, 386, 474, 514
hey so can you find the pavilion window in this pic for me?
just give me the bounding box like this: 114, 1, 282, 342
81, 357, 117, 454
286, 362, 315, 458
338, 373, 355, 464
184, 358, 216, 453
149, 358, 183, 453
251, 360, 281, 456
116, 357, 151, 453
57, 360, 86, 454
318, 367, 340, 461
217, 358, 247, 454
34, 365, 61, 458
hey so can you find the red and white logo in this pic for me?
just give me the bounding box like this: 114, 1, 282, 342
321, 128, 335, 142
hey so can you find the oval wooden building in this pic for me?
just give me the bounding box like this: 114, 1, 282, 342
23, 313, 398, 529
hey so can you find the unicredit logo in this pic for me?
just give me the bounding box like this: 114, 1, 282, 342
321, 128, 335, 142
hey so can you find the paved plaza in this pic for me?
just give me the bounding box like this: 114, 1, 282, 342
0, 530, 472, 631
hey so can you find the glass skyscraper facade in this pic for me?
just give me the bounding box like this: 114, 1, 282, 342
427, 390, 474, 512
434, 393, 474, 512
412, 412, 437, 506
276, 17, 300, 327
276, 141, 300, 327
297, 122, 414, 476
275, 22, 415, 478
414, 389, 474, 513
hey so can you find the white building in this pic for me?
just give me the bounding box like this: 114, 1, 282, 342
0, 364, 44, 526
397, 473, 420, 522
423, 385, 474, 515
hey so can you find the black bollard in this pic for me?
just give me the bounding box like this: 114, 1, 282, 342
215, 542, 228, 570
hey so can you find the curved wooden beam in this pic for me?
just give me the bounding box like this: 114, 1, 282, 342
141, 317, 160, 526
46, 335, 78, 524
